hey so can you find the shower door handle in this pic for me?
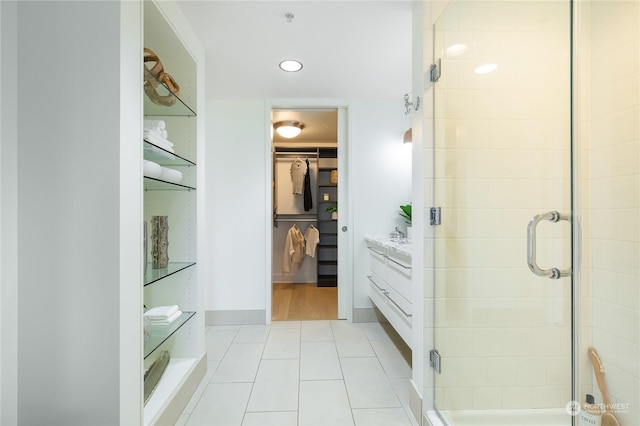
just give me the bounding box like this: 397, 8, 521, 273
527, 211, 571, 279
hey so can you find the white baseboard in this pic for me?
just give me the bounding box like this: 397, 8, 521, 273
352, 307, 377, 322
205, 310, 266, 325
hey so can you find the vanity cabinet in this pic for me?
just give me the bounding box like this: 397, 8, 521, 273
366, 238, 412, 348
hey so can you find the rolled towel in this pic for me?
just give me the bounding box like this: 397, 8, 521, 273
144, 119, 166, 130
148, 310, 182, 325
143, 160, 162, 179
160, 166, 183, 184
161, 129, 168, 139
144, 305, 179, 320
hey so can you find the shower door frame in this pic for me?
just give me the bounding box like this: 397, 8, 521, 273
429, 0, 578, 423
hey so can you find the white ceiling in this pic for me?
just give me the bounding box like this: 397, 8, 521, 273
176, 0, 413, 101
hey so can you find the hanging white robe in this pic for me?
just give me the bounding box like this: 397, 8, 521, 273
283, 224, 305, 273
304, 225, 320, 258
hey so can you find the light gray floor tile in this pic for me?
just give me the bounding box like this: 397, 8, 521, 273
262, 328, 301, 359
332, 323, 376, 358
242, 411, 298, 425
299, 380, 354, 426
370, 339, 411, 378
185, 382, 252, 426
247, 359, 299, 412
352, 408, 413, 425
211, 343, 264, 383
234, 325, 270, 343
358, 321, 393, 342
270, 320, 301, 329
341, 357, 401, 409
301, 320, 335, 342
300, 341, 343, 380
205, 328, 238, 361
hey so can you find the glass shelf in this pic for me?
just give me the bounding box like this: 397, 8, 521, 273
144, 311, 196, 359
144, 141, 196, 167
143, 68, 196, 117
144, 177, 196, 191
144, 262, 196, 287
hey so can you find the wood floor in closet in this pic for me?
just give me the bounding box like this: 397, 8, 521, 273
272, 283, 337, 321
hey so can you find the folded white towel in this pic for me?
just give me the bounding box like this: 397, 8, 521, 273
144, 305, 179, 320
159, 166, 183, 184
143, 131, 175, 153
143, 160, 162, 179
147, 310, 182, 325
144, 119, 166, 130
161, 129, 168, 139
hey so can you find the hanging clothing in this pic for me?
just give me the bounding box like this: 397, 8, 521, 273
304, 225, 320, 258
283, 224, 305, 273
290, 158, 307, 195
303, 158, 313, 211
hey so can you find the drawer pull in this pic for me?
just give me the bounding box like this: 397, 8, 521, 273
386, 256, 411, 270
368, 247, 386, 257
367, 275, 386, 292
383, 291, 412, 317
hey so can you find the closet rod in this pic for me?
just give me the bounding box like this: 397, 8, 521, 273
274, 151, 318, 156
274, 217, 317, 222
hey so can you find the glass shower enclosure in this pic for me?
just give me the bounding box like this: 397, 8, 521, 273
429, 1, 638, 425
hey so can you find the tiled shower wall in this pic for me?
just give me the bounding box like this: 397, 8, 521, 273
581, 1, 640, 424
433, 1, 573, 410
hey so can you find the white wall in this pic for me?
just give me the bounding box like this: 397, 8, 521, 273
14, 2, 129, 423
1, 1, 18, 423
206, 100, 267, 313
350, 100, 413, 310
205, 99, 411, 319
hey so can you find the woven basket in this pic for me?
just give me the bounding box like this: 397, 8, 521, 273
330, 170, 338, 184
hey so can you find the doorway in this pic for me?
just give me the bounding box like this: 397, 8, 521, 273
270, 108, 346, 321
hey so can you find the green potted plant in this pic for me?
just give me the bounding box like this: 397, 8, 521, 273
326, 204, 338, 220
399, 204, 412, 239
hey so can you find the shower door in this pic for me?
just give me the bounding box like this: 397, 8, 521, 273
432, 1, 573, 423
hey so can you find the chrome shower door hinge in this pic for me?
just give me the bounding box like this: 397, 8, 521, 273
430, 58, 442, 83
430, 349, 441, 374
430, 207, 441, 226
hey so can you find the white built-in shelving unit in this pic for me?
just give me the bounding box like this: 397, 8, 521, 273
141, 2, 206, 424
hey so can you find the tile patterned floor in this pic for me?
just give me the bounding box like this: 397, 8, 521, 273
177, 321, 418, 426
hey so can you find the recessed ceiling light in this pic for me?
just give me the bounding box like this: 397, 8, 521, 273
474, 63, 498, 74
445, 44, 468, 56
279, 60, 303, 72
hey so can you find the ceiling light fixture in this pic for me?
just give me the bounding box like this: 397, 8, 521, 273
279, 60, 303, 72
274, 120, 305, 138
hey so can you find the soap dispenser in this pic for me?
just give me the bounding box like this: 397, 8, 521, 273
580, 394, 602, 426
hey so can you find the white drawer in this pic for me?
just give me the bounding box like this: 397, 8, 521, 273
385, 285, 412, 318
368, 247, 387, 281
386, 255, 411, 301
367, 273, 387, 292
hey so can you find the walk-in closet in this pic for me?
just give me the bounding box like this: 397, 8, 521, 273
271, 109, 340, 321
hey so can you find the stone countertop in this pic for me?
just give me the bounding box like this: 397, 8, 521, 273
364, 236, 412, 259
